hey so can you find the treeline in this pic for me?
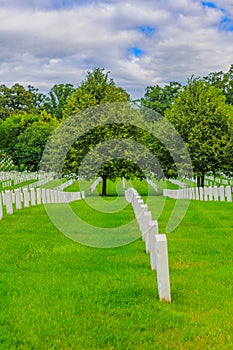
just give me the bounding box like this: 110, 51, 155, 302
0, 66, 233, 188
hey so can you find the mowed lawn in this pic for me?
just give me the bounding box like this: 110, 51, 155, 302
0, 180, 233, 349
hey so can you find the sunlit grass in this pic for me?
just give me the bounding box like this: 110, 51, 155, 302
0, 179, 232, 349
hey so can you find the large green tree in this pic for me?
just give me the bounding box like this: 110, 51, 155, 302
165, 79, 233, 186
42, 102, 185, 196
63, 122, 149, 196
61, 68, 136, 195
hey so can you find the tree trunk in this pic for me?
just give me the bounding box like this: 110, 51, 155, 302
201, 173, 205, 188
102, 175, 107, 196
197, 173, 205, 187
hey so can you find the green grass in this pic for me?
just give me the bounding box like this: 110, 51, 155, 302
37, 179, 67, 190
0, 180, 233, 349
0, 179, 38, 191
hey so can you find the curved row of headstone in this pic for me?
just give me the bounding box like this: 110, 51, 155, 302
89, 177, 102, 195
0, 187, 85, 220
146, 177, 159, 192
205, 175, 233, 186
125, 187, 171, 303
0, 171, 55, 189
27, 175, 55, 188
168, 178, 186, 188
163, 185, 232, 202
55, 179, 73, 191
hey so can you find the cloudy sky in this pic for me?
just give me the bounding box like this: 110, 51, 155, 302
0, 0, 233, 99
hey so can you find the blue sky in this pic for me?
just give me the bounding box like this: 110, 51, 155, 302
0, 0, 233, 98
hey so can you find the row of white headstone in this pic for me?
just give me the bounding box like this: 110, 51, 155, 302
168, 178, 186, 188
0, 187, 85, 219
28, 176, 55, 189
146, 177, 159, 192
89, 177, 102, 195
125, 187, 171, 303
0, 171, 47, 181
0, 172, 55, 189
55, 179, 73, 191
205, 175, 233, 186
163, 185, 232, 202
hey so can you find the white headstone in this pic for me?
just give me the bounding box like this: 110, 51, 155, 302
46, 189, 51, 203
23, 188, 30, 208
155, 234, 171, 303
148, 220, 159, 271
50, 190, 55, 203
208, 186, 213, 201
195, 187, 199, 200
42, 188, 46, 204
15, 189, 22, 210
54, 190, 58, 203
0, 192, 3, 219
190, 187, 195, 200
199, 187, 204, 201
36, 188, 42, 205
213, 186, 218, 201
30, 188, 36, 206
219, 186, 225, 201
2, 192, 5, 205
141, 211, 152, 248
137, 204, 148, 230
5, 190, 13, 214
225, 186, 232, 202
204, 187, 208, 201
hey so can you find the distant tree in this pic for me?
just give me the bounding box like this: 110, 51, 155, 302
0, 111, 58, 170
0, 114, 29, 169
27, 85, 46, 110
165, 79, 233, 186
140, 81, 182, 115
16, 122, 57, 171
203, 64, 233, 106
43, 83, 75, 120
0, 83, 36, 120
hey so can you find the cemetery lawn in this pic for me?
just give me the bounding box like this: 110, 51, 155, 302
0, 180, 233, 349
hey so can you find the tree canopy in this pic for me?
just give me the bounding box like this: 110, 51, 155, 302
203, 64, 233, 106
42, 83, 75, 120
0, 65, 233, 188
64, 68, 130, 117
59, 69, 138, 195
0, 83, 36, 120
140, 81, 182, 115
0, 111, 58, 171
165, 79, 233, 186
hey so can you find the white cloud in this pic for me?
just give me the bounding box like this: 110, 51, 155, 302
0, 0, 232, 98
